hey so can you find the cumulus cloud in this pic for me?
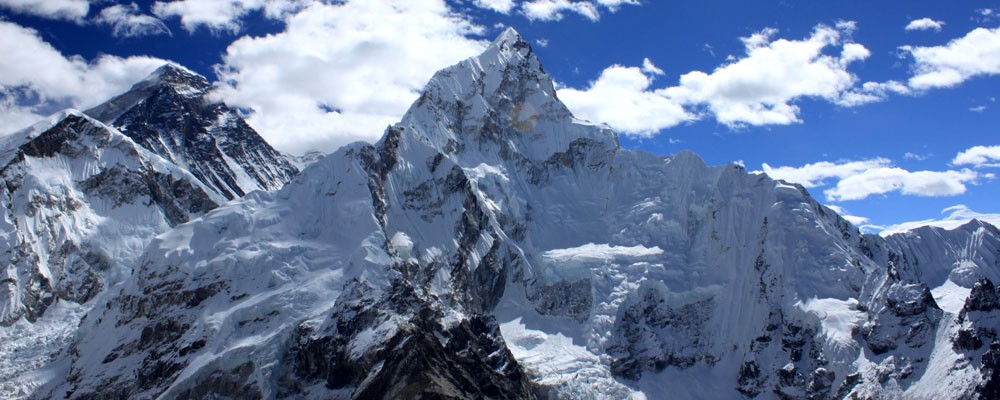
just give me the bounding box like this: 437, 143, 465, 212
0, 21, 168, 135
473, 0, 516, 14
836, 80, 910, 106
665, 25, 868, 127
96, 3, 171, 38
762, 158, 985, 201
522, 0, 599, 21
0, 0, 90, 22
762, 158, 892, 188
953, 145, 1000, 168
562, 24, 1000, 134
559, 65, 694, 135
520, 0, 637, 21
903, 27, 1000, 90
560, 23, 871, 134
905, 18, 944, 32
211, 0, 487, 154
825, 167, 980, 201
152, 0, 308, 34
873, 205, 1000, 236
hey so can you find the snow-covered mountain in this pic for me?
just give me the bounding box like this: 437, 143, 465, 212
0, 63, 302, 397
0, 110, 222, 396
85, 64, 299, 200
21, 29, 1000, 399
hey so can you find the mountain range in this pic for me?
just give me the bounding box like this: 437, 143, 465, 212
1, 28, 999, 399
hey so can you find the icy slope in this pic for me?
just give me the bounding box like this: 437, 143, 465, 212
86, 64, 299, 200
35, 29, 1000, 400
0, 110, 221, 325
0, 110, 221, 396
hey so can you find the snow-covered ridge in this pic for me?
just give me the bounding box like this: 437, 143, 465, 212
21, 28, 1000, 400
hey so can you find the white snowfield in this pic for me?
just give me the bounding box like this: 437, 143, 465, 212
0, 110, 225, 397
4, 28, 1000, 400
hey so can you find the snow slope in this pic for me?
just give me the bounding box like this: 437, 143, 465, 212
32, 29, 1000, 400
0, 110, 222, 397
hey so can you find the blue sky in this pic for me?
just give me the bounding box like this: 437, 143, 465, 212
0, 0, 998, 233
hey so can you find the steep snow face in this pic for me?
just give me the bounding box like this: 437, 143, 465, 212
0, 111, 220, 397
86, 64, 299, 200
34, 29, 1000, 400
0, 110, 220, 325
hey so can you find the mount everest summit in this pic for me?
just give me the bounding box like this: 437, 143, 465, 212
1, 28, 999, 399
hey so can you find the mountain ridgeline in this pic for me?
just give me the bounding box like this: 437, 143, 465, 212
0, 65, 300, 396
1, 29, 999, 399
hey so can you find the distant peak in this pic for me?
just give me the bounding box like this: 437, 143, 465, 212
492, 27, 525, 47
84, 62, 209, 123
483, 27, 532, 59
154, 62, 194, 75
142, 62, 208, 88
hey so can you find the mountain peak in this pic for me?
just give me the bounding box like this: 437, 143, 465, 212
84, 63, 208, 124
143, 62, 208, 83
491, 27, 527, 50
476, 27, 537, 74
83, 61, 298, 201
397, 28, 615, 163
140, 62, 210, 95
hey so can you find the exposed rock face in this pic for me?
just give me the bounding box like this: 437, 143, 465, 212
86, 64, 299, 200
26, 28, 1000, 400
282, 279, 535, 399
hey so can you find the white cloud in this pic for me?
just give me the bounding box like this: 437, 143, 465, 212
974, 8, 999, 23
96, 3, 171, 38
535, 38, 549, 47
825, 167, 980, 201
835, 20, 857, 35
836, 80, 910, 106
905, 18, 944, 32
762, 158, 892, 188
903, 27, 1000, 90
522, 0, 599, 21
824, 204, 869, 226
0, 21, 168, 135
762, 157, 984, 201
595, 0, 639, 10
520, 0, 637, 21
559, 23, 871, 135
558, 65, 694, 135
152, 0, 308, 34
641, 58, 664, 76
953, 145, 1000, 168
664, 24, 868, 127
211, 0, 487, 154
0, 0, 90, 22
873, 205, 1000, 236
472, 0, 515, 14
